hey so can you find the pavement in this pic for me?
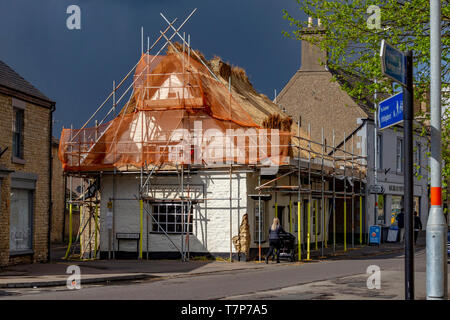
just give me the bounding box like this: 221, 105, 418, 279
0, 235, 425, 289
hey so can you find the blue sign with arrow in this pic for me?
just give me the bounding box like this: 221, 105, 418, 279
378, 92, 404, 130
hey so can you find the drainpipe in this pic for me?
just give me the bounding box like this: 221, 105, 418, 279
48, 103, 55, 262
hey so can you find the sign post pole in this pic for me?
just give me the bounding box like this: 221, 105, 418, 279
426, 0, 447, 300
403, 50, 414, 300
380, 39, 414, 300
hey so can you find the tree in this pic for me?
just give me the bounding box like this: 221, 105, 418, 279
283, 0, 450, 212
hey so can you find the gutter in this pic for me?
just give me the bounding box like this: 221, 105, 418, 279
48, 102, 56, 262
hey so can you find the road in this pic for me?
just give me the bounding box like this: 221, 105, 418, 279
0, 248, 448, 300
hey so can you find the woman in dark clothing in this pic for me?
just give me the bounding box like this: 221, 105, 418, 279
414, 211, 422, 244
265, 218, 285, 264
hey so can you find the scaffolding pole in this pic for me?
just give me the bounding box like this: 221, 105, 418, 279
343, 132, 347, 252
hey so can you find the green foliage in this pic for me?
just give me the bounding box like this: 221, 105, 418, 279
283, 0, 450, 205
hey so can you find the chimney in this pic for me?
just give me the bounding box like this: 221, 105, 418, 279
300, 17, 327, 72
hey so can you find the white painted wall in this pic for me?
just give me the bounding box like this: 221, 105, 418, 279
99, 172, 247, 254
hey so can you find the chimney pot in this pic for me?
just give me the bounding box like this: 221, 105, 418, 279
308, 17, 313, 28
318, 18, 322, 27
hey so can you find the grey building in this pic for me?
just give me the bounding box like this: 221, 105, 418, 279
276, 19, 429, 236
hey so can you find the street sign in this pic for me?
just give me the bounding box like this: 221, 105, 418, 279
369, 225, 381, 245
380, 40, 407, 87
369, 185, 384, 194
378, 92, 404, 130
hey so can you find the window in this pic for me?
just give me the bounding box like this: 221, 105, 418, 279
414, 197, 420, 217
391, 195, 403, 226
376, 194, 385, 224
151, 203, 192, 234
396, 138, 403, 173
254, 201, 265, 243
10, 188, 33, 252
414, 143, 421, 175
12, 108, 24, 159
377, 134, 383, 170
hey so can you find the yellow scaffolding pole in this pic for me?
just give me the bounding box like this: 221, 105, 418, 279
360, 196, 363, 245
79, 205, 83, 259
297, 201, 301, 261
307, 201, 311, 260
344, 199, 347, 252
139, 199, 143, 259
325, 202, 328, 249
289, 200, 292, 233
64, 204, 73, 259
94, 204, 98, 259
315, 200, 318, 250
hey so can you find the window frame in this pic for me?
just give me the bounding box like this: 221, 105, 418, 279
254, 201, 266, 243
377, 133, 383, 170
414, 142, 421, 175
396, 137, 404, 173
151, 202, 192, 235
9, 188, 34, 254
12, 107, 25, 160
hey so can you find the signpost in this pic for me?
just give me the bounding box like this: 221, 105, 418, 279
378, 92, 404, 130
380, 40, 407, 86
380, 40, 414, 300
369, 185, 384, 194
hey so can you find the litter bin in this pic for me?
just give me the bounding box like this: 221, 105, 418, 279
381, 226, 389, 243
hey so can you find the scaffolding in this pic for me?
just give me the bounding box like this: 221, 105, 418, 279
253, 118, 367, 261
60, 9, 367, 262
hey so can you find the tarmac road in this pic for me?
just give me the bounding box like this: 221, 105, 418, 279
2, 248, 447, 300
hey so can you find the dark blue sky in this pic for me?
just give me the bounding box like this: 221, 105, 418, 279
0, 0, 305, 137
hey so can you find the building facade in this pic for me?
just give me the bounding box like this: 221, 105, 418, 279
0, 60, 55, 266
276, 19, 429, 238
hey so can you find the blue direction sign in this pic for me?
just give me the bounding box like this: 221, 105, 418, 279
380, 40, 407, 87
378, 92, 404, 130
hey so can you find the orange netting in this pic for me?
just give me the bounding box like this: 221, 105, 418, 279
59, 51, 291, 172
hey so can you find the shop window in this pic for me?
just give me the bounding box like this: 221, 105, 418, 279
391, 195, 403, 226
377, 194, 385, 224
10, 188, 33, 252
151, 203, 192, 234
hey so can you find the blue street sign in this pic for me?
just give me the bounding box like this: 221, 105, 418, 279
380, 40, 407, 87
369, 225, 381, 245
378, 92, 404, 130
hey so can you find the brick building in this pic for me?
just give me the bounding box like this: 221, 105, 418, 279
51, 138, 65, 244
0, 60, 55, 266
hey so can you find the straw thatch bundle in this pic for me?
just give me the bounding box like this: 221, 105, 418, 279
232, 213, 251, 258
262, 113, 282, 130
